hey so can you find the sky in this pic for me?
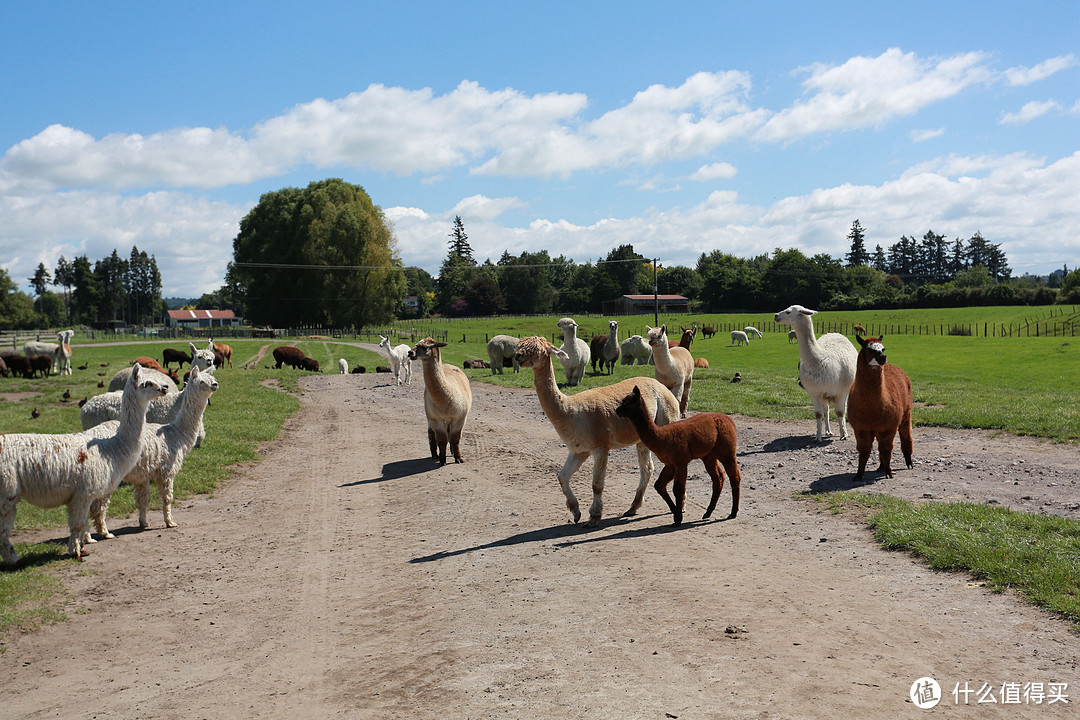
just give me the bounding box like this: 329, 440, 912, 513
1, 1, 1077, 299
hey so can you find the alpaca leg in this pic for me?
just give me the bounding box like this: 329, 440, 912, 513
587, 449, 609, 525
720, 451, 742, 519
672, 465, 688, 526
134, 481, 152, 528
0, 496, 20, 566
557, 451, 589, 523
90, 496, 114, 540
899, 414, 914, 469
835, 391, 851, 440
623, 442, 654, 517
431, 427, 449, 465
679, 379, 691, 418
449, 420, 465, 464
428, 427, 439, 460
701, 458, 724, 520
66, 497, 90, 559
653, 465, 678, 519
876, 431, 897, 478
159, 476, 177, 528
853, 430, 875, 480
812, 398, 828, 442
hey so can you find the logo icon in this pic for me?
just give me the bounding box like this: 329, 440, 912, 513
911, 677, 942, 709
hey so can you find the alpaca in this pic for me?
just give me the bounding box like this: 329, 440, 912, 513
379, 335, 413, 385
412, 338, 472, 464
23, 338, 61, 374
338, 358, 349, 374
85, 365, 219, 537
210, 338, 233, 368
744, 326, 763, 339
700, 325, 716, 339
730, 330, 749, 346
788, 329, 798, 344
56, 330, 74, 376
620, 335, 652, 365
588, 320, 620, 374
775, 304, 858, 442
847, 335, 914, 481
556, 318, 590, 386
646, 325, 694, 417
615, 385, 741, 525
694, 357, 709, 368
0, 365, 169, 564
514, 336, 680, 525
486, 334, 521, 375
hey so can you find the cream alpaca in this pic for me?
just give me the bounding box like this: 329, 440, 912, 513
379, 335, 413, 385
85, 365, 219, 539
646, 325, 694, 417
514, 336, 680, 525
555, 317, 590, 386
413, 337, 472, 464
0, 365, 169, 564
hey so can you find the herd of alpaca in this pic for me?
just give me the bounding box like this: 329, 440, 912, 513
3, 308, 914, 565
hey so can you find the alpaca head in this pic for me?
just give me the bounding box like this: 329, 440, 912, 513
412, 337, 446, 364
378, 335, 390, 349
128, 363, 170, 402
514, 336, 568, 370
557, 317, 578, 338
645, 325, 668, 348
614, 385, 645, 420
774, 304, 816, 326
188, 341, 217, 371
856, 335, 888, 367
609, 320, 618, 334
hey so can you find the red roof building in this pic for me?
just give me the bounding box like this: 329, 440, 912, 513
165, 309, 243, 329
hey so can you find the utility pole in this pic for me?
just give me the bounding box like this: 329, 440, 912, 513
653, 258, 659, 327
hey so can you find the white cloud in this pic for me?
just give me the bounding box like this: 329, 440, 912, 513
1000, 100, 1063, 125
448, 194, 525, 221
911, 127, 945, 143
691, 162, 738, 181
1004, 55, 1076, 86
756, 48, 993, 141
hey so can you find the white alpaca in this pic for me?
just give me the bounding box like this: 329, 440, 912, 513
556, 317, 590, 386
412, 337, 472, 464
0, 365, 169, 564
620, 335, 652, 365
486, 334, 521, 375
514, 336, 680, 525
744, 326, 763, 339
379, 335, 413, 385
56, 330, 75, 376
730, 330, 749, 346
338, 358, 349, 374
646, 325, 694, 418
775, 304, 858, 442
23, 337, 62, 375
788, 329, 798, 344
85, 365, 219, 539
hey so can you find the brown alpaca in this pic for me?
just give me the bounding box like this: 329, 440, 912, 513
847, 335, 914, 480
615, 385, 741, 526
694, 357, 709, 368
667, 327, 695, 350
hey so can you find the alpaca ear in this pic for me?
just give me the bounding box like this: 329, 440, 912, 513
435, 342, 447, 349
856, 335, 867, 348
800, 308, 817, 316
878, 333, 886, 342
632, 385, 642, 399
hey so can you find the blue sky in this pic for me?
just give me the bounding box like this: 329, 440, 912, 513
1, 1, 1077, 298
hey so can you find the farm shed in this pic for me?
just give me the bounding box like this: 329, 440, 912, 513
601, 294, 689, 315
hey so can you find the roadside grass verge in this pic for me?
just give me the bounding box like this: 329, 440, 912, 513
802, 491, 1080, 632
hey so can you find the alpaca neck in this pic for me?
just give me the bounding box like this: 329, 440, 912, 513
624, 405, 662, 451
172, 385, 211, 445
421, 355, 453, 403
115, 384, 151, 449
855, 362, 884, 390
530, 356, 568, 419
795, 321, 820, 361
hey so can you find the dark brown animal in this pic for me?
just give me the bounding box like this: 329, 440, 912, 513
2, 353, 31, 378
615, 385, 741, 525
847, 335, 914, 481
376, 365, 392, 373
463, 359, 490, 369
351, 365, 366, 374
300, 356, 321, 372
272, 346, 306, 369
668, 327, 695, 350
29, 354, 53, 378
700, 325, 716, 339
161, 347, 192, 369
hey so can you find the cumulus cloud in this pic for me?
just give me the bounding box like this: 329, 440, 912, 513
756, 48, 993, 141
1000, 100, 1063, 125
448, 194, 525, 221
691, 162, 738, 181
1004, 55, 1076, 86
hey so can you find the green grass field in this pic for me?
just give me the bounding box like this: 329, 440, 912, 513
1, 306, 1078, 639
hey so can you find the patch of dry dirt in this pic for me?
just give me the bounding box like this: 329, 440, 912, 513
2, 358, 1078, 718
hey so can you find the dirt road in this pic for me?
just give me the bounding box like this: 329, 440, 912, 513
3, 360, 1078, 719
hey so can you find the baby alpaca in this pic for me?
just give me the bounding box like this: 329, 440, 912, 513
616, 385, 741, 525
847, 335, 914, 481
413, 338, 472, 464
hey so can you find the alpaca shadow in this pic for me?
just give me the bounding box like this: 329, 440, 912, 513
553, 513, 734, 549
807, 470, 883, 494
339, 457, 437, 487
756, 434, 832, 454
408, 514, 653, 564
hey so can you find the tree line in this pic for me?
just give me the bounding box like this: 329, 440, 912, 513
5, 180, 1079, 331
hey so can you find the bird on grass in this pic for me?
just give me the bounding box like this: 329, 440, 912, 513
31, 407, 40, 419
62, 389, 71, 401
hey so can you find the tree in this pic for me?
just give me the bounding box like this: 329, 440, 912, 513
447, 216, 475, 265
54, 256, 75, 323
95, 250, 128, 324
70, 255, 101, 325
696, 251, 758, 310
231, 179, 406, 327
28, 263, 51, 318
0, 268, 36, 329
871, 245, 888, 272
845, 220, 871, 267
126, 246, 163, 326
436, 216, 479, 314
497, 250, 556, 315
656, 265, 702, 299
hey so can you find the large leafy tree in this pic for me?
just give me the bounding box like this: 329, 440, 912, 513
0, 268, 36, 329
497, 250, 556, 315
95, 250, 128, 323
231, 178, 406, 327
126, 246, 164, 326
